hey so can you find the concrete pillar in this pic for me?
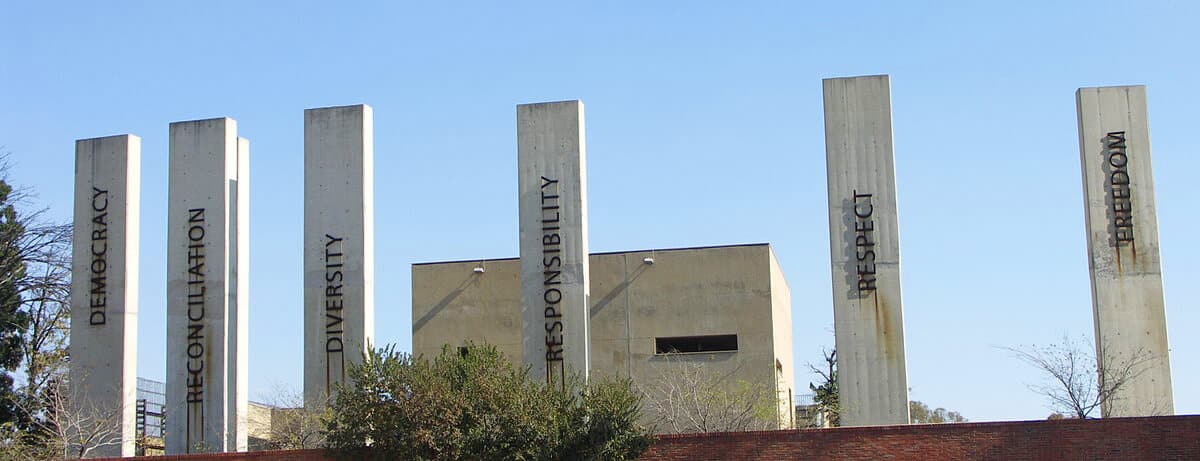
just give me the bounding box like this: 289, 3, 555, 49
70, 135, 140, 457
1076, 85, 1174, 417
230, 137, 249, 451
822, 75, 910, 426
303, 105, 375, 408
517, 100, 591, 387
166, 118, 248, 453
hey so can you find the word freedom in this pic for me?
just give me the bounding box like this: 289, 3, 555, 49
1104, 131, 1135, 246
539, 176, 567, 385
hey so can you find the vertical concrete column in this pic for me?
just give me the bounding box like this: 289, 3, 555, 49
167, 118, 247, 453
303, 105, 375, 408
517, 100, 591, 387
1076, 85, 1174, 417
823, 75, 910, 426
229, 137, 249, 451
70, 135, 140, 457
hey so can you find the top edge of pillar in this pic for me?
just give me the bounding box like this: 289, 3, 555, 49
75, 133, 140, 144
822, 74, 890, 84
168, 116, 236, 128
516, 100, 583, 110
304, 104, 372, 114
1076, 84, 1146, 94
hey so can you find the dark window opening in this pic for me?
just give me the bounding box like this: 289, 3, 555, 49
655, 334, 738, 354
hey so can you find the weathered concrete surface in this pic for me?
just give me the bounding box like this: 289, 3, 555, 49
303, 105, 375, 409
411, 244, 796, 430
768, 250, 796, 428
1076, 85, 1174, 417
70, 135, 140, 457
823, 75, 910, 426
517, 101, 591, 386
166, 118, 248, 453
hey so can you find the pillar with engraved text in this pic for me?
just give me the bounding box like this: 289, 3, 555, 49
823, 75, 910, 426
166, 118, 248, 453
517, 100, 591, 387
1076, 85, 1173, 417
303, 105, 375, 409
70, 135, 140, 457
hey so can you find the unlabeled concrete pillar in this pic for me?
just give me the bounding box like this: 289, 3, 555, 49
70, 135, 140, 457
823, 75, 910, 426
1076, 85, 1173, 417
517, 100, 591, 387
303, 105, 375, 408
166, 118, 248, 453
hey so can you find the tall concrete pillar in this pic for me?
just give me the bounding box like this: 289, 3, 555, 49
517, 100, 591, 387
166, 118, 248, 453
70, 135, 140, 457
822, 75, 910, 426
1076, 85, 1174, 417
303, 105, 375, 408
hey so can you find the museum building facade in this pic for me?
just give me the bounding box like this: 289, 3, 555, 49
412, 243, 796, 430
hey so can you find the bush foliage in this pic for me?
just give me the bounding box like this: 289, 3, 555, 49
324, 343, 651, 461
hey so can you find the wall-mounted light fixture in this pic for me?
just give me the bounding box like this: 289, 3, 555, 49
642, 257, 655, 265
473, 264, 485, 273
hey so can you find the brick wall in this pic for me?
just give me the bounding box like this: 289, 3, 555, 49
96, 415, 1200, 461
642, 415, 1200, 461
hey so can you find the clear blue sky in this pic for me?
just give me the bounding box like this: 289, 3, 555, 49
1, 1, 1197, 421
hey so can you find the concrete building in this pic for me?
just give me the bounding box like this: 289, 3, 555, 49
412, 243, 796, 429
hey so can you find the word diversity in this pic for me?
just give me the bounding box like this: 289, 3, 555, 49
65, 81, 1175, 457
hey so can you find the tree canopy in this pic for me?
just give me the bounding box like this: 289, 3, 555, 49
0, 178, 28, 427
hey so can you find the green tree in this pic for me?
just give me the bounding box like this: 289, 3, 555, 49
324, 343, 651, 461
0, 158, 81, 459
908, 400, 966, 424
0, 177, 29, 428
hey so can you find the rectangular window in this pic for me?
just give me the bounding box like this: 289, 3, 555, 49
655, 334, 738, 354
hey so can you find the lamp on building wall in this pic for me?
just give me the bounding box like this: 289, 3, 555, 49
642, 257, 655, 265
473, 262, 485, 273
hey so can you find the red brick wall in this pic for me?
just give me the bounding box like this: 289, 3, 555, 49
96, 415, 1200, 461
643, 415, 1200, 461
